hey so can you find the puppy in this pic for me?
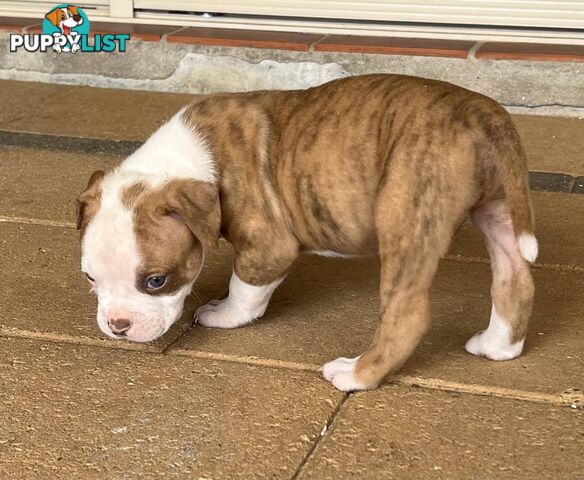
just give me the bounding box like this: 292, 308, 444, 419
78, 74, 537, 391
45, 5, 84, 53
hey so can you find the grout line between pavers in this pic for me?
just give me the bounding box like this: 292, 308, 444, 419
0, 326, 171, 355
393, 376, 584, 408
1, 211, 582, 273
0, 215, 75, 229
0, 130, 143, 156
2, 212, 582, 273
169, 348, 321, 372
168, 348, 584, 408
290, 393, 349, 480
160, 320, 196, 355
2, 325, 582, 408
1, 130, 584, 192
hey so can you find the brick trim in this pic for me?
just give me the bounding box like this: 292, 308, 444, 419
1, 17, 583, 62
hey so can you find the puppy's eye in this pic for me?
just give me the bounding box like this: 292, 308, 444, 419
85, 272, 95, 282
147, 275, 167, 290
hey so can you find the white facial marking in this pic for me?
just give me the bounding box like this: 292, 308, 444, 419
82, 196, 194, 343
518, 233, 538, 263
82, 110, 215, 342
321, 356, 366, 392
465, 304, 525, 361
195, 273, 283, 329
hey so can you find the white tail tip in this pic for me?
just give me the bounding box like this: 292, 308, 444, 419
518, 233, 538, 263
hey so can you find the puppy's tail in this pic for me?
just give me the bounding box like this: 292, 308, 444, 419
494, 120, 538, 263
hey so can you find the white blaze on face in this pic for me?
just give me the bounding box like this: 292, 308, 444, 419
81, 109, 215, 343
81, 174, 191, 343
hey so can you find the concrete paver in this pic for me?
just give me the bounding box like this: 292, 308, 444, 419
0, 81, 582, 177
175, 250, 584, 397
0, 222, 193, 351
0, 147, 119, 223
298, 386, 584, 479
514, 115, 584, 177
0, 336, 341, 479
2, 82, 195, 141
0, 81, 74, 125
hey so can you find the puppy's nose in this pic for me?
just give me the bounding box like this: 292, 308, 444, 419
73, 14, 81, 21
108, 318, 132, 335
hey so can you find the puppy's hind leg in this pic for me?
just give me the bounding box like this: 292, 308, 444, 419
465, 200, 534, 360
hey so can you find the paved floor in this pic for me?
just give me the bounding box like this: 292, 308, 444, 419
0, 80, 582, 479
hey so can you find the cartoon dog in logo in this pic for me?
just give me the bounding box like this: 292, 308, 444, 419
45, 5, 84, 53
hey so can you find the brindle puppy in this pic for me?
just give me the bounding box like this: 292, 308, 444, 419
78, 74, 536, 391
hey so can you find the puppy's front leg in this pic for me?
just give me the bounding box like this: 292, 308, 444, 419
195, 272, 284, 329
196, 222, 298, 328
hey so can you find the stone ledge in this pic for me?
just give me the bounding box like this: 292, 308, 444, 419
1, 21, 583, 113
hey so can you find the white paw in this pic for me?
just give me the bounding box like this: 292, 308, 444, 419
321, 356, 366, 392
71, 44, 80, 53
465, 330, 524, 361
194, 298, 254, 329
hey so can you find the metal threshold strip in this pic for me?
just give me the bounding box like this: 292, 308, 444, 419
132, 9, 584, 44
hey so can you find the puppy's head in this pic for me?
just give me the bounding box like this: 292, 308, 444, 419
45, 6, 83, 29
77, 170, 220, 342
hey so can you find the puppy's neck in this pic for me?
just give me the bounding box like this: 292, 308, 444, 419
119, 109, 217, 188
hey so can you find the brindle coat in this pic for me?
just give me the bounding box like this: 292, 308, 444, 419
81, 74, 536, 389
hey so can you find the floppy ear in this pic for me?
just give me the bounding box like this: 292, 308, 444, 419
160, 180, 221, 250
77, 170, 105, 231
68, 5, 79, 15
45, 8, 61, 26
